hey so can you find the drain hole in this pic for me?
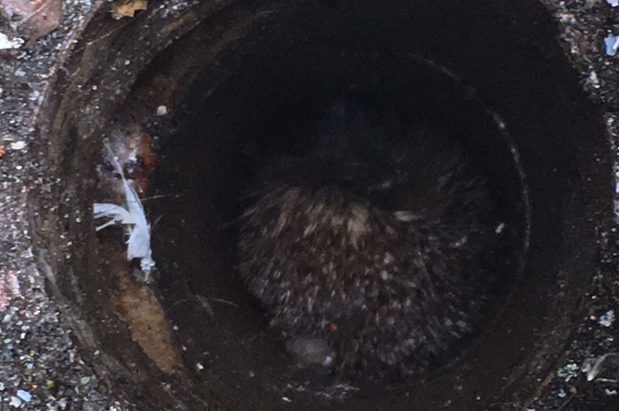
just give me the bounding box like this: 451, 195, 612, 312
44, 0, 619, 408
135, 16, 526, 399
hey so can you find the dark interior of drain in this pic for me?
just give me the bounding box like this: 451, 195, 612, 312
135, 3, 526, 407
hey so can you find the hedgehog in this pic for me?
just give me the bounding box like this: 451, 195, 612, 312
238, 95, 493, 379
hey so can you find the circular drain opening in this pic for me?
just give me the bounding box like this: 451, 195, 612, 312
151, 47, 527, 387
32, 1, 612, 409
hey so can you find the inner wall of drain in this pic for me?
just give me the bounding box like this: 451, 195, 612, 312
139, 4, 525, 407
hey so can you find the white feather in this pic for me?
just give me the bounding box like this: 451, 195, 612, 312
93, 143, 156, 278
93, 203, 134, 230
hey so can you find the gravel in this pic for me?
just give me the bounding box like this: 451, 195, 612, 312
0, 1, 133, 409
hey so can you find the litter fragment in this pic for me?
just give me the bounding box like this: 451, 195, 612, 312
0, 32, 24, 49
558, 362, 580, 382
582, 353, 619, 381
0, 0, 62, 43
587, 71, 599, 88
16, 389, 32, 402
111, 0, 148, 19
94, 144, 156, 279
604, 35, 619, 56
8, 396, 22, 407
9, 141, 26, 151
607, 0, 618, 7
598, 309, 615, 327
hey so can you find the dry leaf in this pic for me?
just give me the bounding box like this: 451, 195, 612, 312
113, 279, 183, 374
0, 0, 62, 43
111, 0, 148, 20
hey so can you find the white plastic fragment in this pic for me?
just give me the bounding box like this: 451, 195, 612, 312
0, 32, 24, 50
607, 0, 618, 8
587, 71, 599, 88
9, 141, 27, 151
16, 389, 32, 402
583, 353, 619, 381
9, 396, 22, 407
94, 144, 156, 279
156, 105, 168, 116
558, 362, 580, 382
604, 34, 619, 56
598, 309, 615, 327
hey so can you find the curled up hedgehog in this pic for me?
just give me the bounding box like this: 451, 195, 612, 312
238, 96, 495, 379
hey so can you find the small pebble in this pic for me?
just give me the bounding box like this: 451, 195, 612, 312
156, 105, 168, 116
